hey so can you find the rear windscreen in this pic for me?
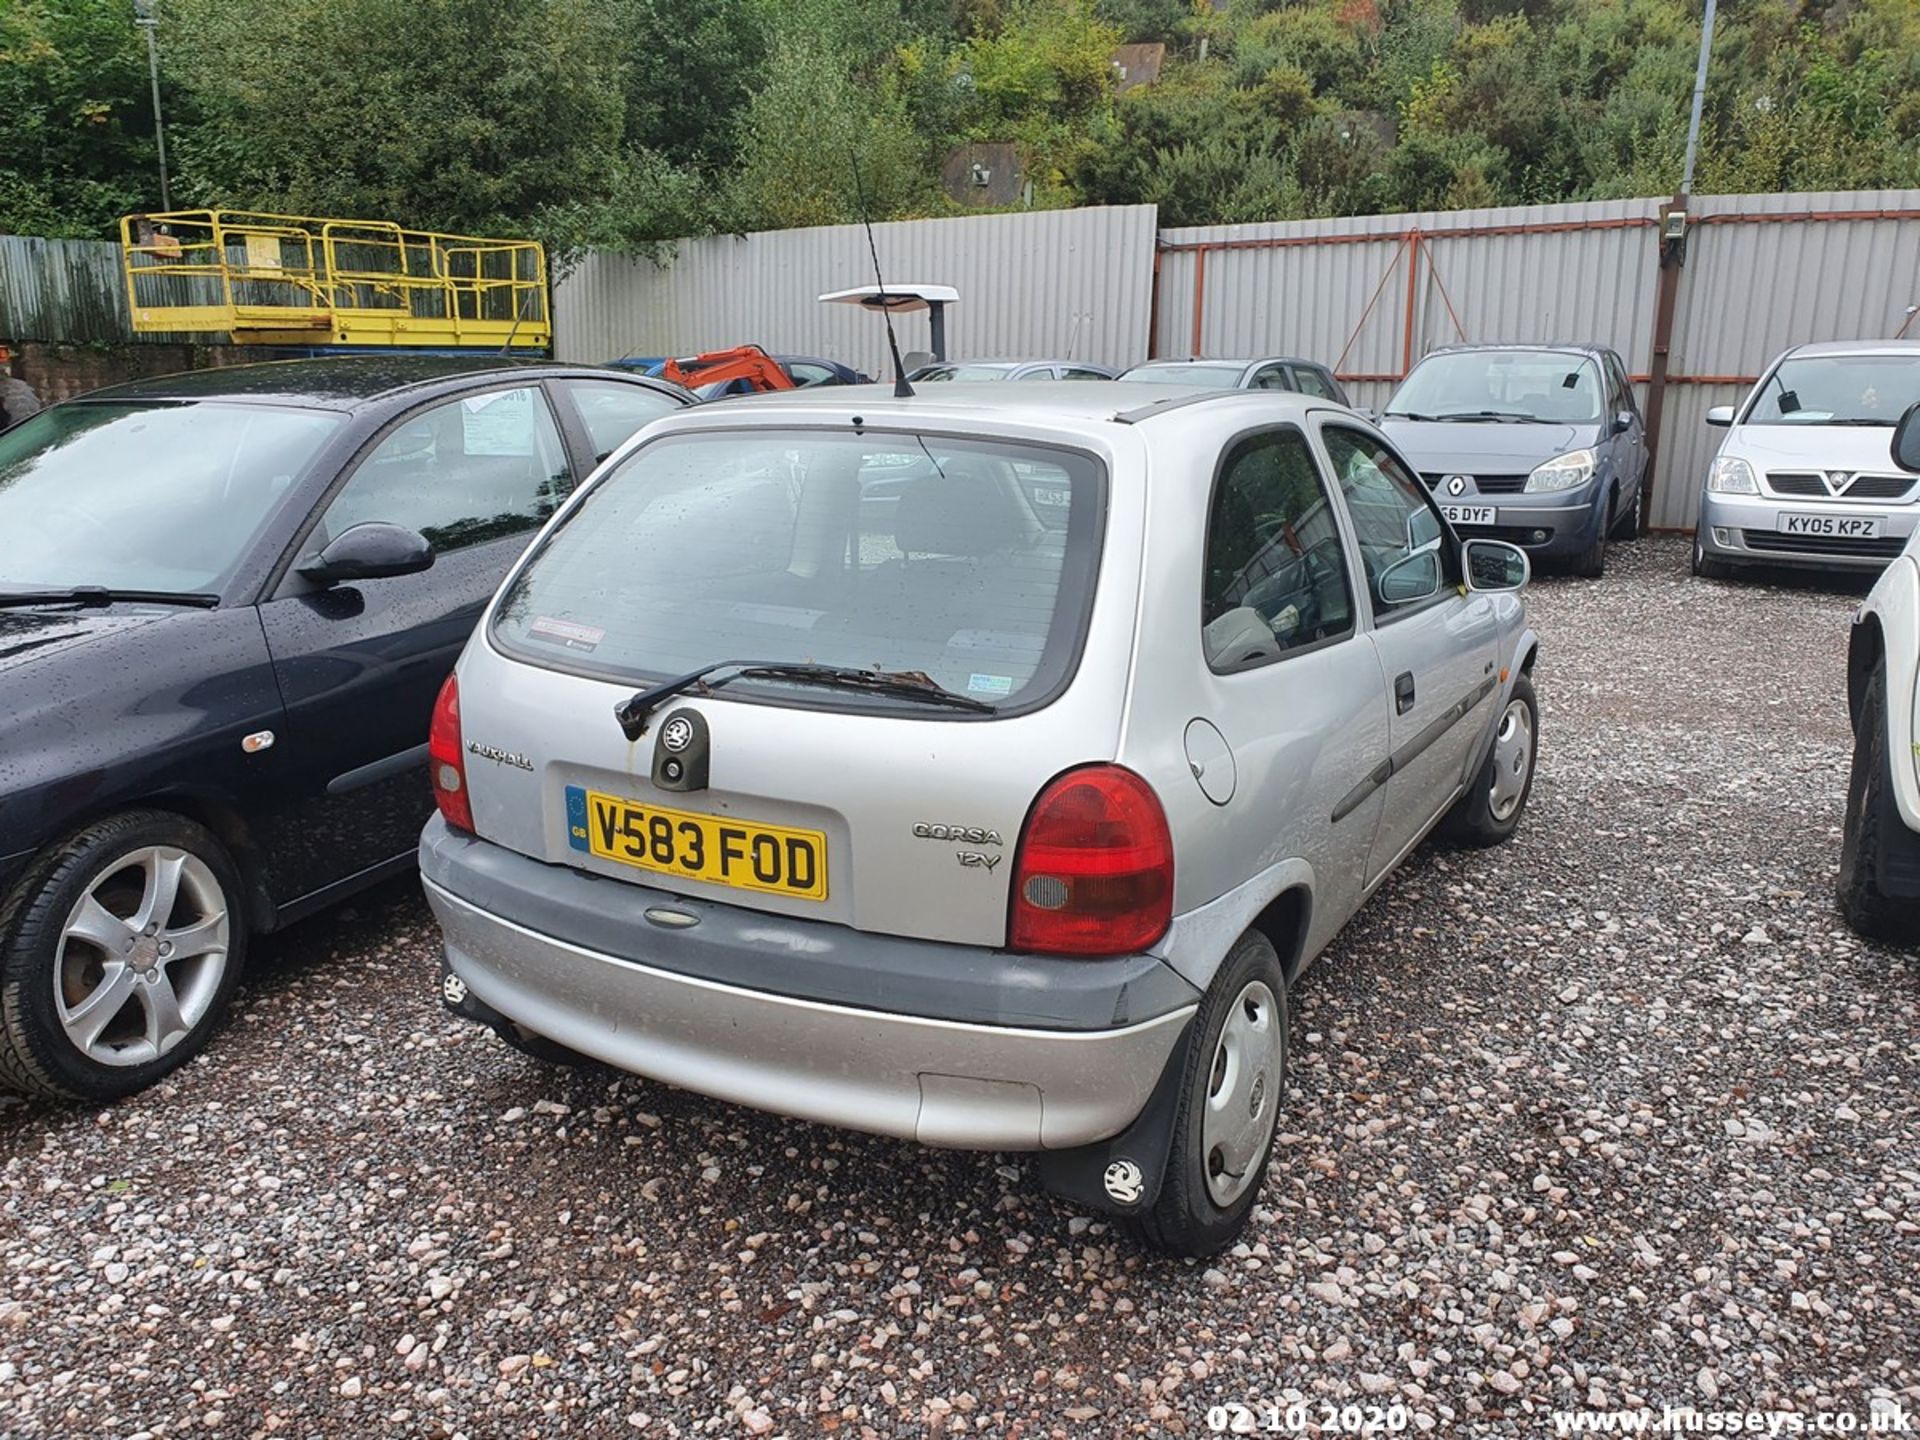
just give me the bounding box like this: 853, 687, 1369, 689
490, 429, 1106, 714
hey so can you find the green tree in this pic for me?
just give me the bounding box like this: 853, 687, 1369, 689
0, 0, 163, 236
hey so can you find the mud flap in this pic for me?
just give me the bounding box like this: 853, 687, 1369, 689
1033, 1019, 1196, 1218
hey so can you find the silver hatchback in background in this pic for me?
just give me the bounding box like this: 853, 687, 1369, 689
1694, 340, 1920, 578
419, 383, 1539, 1255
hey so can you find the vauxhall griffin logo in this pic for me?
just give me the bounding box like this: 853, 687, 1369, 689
659, 716, 696, 754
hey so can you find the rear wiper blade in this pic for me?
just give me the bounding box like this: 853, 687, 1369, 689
615, 659, 994, 739
0, 586, 219, 610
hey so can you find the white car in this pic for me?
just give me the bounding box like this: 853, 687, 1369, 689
417, 383, 1539, 1255
1840, 404, 1920, 944
1694, 340, 1920, 579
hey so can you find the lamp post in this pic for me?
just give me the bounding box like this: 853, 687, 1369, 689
132, 0, 171, 212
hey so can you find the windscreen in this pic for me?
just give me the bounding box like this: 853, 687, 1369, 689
1118, 363, 1246, 387
1745, 355, 1920, 425
0, 401, 343, 594
1387, 352, 1603, 423
492, 429, 1105, 713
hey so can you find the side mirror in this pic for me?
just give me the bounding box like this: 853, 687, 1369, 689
1892, 401, 1920, 473
1377, 549, 1442, 605
1705, 405, 1736, 428
299, 522, 434, 584
1612, 411, 1634, 435
1464, 539, 1530, 592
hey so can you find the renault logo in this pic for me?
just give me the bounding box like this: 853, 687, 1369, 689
1446, 475, 1469, 496
660, 716, 695, 754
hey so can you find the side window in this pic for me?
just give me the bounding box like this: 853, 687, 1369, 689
563, 379, 682, 462
1607, 355, 1636, 415
319, 387, 570, 556
1290, 366, 1339, 401
1249, 364, 1292, 391
1321, 425, 1454, 620
1060, 367, 1107, 381
1015, 367, 1057, 381
786, 362, 837, 387
1201, 429, 1356, 672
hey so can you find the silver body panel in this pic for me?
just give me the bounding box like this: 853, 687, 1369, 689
429, 383, 1535, 1149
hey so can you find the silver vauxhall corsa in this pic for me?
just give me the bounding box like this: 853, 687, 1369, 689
419, 383, 1540, 1255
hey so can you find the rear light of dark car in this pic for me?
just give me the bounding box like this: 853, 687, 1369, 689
1009, 764, 1174, 957
428, 674, 473, 833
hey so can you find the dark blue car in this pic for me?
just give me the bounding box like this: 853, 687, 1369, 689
0, 356, 688, 1100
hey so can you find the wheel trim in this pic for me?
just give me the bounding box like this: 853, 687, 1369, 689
1489, 698, 1534, 821
54, 846, 230, 1068
1201, 979, 1282, 1207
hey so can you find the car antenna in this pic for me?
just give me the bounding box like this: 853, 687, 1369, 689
849, 150, 914, 398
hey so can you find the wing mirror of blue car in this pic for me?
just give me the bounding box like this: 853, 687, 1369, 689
1377, 549, 1443, 605
1891, 401, 1920, 474
1613, 411, 1635, 435
298, 522, 435, 585
1705, 405, 1736, 427
1463, 539, 1530, 593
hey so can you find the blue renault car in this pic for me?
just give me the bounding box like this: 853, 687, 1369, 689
1380, 344, 1647, 577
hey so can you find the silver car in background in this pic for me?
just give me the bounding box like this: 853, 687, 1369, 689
1694, 340, 1920, 578
417, 383, 1539, 1255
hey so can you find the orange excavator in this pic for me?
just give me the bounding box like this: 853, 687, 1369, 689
657, 345, 795, 392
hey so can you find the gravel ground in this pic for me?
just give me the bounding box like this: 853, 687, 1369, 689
2, 536, 1916, 1439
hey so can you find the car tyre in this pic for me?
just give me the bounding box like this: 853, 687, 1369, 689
1691, 536, 1732, 580
1127, 930, 1287, 1258
1610, 481, 1642, 541
1440, 673, 1538, 848
0, 810, 247, 1101
1837, 662, 1920, 946
1573, 508, 1609, 578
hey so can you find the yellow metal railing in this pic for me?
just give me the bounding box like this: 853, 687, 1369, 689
119, 209, 550, 349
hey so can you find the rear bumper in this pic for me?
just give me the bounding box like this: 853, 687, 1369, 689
1698, 492, 1920, 571
419, 819, 1199, 1150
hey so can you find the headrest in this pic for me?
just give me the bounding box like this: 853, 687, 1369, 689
895, 476, 1025, 558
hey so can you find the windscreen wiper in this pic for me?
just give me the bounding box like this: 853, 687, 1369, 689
1381, 410, 1438, 421
615, 659, 994, 738
0, 587, 219, 610
1436, 409, 1539, 423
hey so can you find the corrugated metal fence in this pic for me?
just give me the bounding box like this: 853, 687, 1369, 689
558, 189, 1920, 530
10, 191, 1918, 530
555, 205, 1159, 375
0, 235, 146, 343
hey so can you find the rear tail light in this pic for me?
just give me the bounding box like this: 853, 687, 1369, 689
428, 674, 473, 833
1009, 765, 1174, 957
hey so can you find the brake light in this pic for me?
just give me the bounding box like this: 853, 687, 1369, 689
1009, 765, 1174, 957
428, 674, 473, 832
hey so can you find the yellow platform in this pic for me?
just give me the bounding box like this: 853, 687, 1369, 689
119, 210, 550, 349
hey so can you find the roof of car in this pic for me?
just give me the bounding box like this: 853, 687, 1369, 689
1126, 356, 1319, 369
1783, 339, 1920, 359
681, 379, 1324, 429
67, 355, 668, 409
1422, 342, 1614, 359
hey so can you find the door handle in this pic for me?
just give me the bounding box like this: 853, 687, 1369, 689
1394, 671, 1416, 715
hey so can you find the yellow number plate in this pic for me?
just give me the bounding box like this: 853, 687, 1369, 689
568, 786, 827, 901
